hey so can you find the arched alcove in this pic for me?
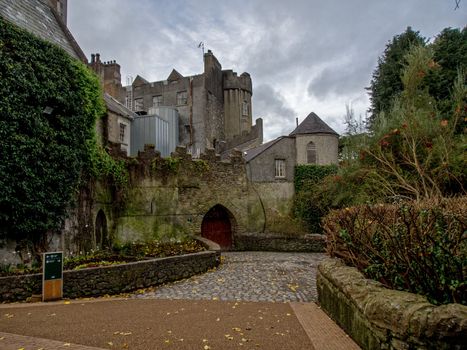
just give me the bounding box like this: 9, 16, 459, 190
95, 209, 110, 250
201, 205, 234, 250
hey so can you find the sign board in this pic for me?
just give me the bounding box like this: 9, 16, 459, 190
42, 252, 63, 301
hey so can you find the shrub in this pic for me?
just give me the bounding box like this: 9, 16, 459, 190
293, 164, 337, 233
324, 197, 466, 305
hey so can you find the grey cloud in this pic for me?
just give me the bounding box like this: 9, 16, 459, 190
254, 84, 297, 141
68, 0, 466, 136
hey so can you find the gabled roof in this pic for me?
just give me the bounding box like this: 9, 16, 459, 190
0, 0, 87, 62
244, 136, 286, 162
167, 69, 184, 82
104, 93, 137, 120
132, 75, 150, 87
289, 112, 338, 136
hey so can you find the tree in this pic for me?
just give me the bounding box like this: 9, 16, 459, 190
427, 27, 467, 125
367, 27, 426, 130
364, 46, 466, 200
0, 18, 104, 258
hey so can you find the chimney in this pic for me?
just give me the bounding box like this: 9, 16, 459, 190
96, 53, 100, 63
91, 54, 95, 64
296, 117, 299, 127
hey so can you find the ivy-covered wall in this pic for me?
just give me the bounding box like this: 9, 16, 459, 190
0, 17, 105, 260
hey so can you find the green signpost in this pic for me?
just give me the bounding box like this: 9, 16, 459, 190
42, 252, 63, 301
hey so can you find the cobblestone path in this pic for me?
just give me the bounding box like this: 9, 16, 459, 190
132, 252, 327, 302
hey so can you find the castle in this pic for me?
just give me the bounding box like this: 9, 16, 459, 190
89, 50, 263, 157
0, 0, 338, 259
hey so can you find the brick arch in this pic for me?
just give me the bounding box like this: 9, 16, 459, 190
201, 204, 236, 250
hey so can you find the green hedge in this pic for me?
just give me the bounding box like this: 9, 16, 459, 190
0, 18, 104, 247
324, 197, 466, 305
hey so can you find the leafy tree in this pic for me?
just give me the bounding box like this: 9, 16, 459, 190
0, 18, 105, 257
367, 27, 426, 130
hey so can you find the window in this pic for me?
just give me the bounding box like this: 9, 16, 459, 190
242, 101, 249, 116
119, 123, 126, 143
177, 91, 188, 105
152, 95, 163, 107
275, 159, 285, 178
134, 98, 143, 111
307, 142, 317, 164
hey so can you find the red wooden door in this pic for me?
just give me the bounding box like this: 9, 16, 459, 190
201, 206, 232, 250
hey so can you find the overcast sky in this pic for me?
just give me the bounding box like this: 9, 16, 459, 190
68, 0, 465, 142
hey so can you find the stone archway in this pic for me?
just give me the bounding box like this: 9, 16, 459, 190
95, 209, 109, 250
201, 205, 233, 250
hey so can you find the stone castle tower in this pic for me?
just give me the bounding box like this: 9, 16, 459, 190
90, 50, 262, 155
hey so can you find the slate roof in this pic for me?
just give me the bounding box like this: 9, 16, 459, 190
289, 112, 338, 136
167, 69, 184, 82
104, 93, 136, 120
244, 136, 286, 162
0, 0, 86, 61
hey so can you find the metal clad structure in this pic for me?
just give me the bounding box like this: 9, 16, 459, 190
130, 107, 179, 157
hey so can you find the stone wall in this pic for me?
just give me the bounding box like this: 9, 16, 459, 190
295, 134, 338, 165
235, 233, 325, 252
317, 258, 467, 350
0, 251, 220, 302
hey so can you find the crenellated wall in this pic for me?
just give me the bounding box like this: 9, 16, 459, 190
113, 145, 262, 244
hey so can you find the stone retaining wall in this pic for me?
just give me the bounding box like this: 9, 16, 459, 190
317, 258, 467, 350
0, 251, 220, 302
234, 233, 325, 252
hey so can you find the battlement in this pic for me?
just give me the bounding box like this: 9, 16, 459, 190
222, 70, 252, 93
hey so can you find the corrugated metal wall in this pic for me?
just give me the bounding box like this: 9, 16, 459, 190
130, 107, 179, 157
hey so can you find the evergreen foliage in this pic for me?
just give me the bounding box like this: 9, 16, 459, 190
0, 19, 105, 248
367, 27, 425, 129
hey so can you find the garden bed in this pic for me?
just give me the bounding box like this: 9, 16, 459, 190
317, 258, 467, 350
0, 250, 220, 302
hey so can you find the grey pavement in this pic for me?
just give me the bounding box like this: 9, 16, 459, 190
132, 251, 327, 302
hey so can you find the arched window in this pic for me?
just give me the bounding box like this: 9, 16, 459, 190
307, 142, 317, 164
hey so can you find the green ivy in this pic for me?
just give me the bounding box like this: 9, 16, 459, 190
0, 18, 116, 250
293, 165, 338, 233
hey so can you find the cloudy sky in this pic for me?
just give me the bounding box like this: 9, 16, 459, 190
68, 0, 465, 142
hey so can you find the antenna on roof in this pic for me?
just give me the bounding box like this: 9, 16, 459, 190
198, 41, 205, 55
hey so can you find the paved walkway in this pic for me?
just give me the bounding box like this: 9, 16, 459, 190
133, 252, 327, 302
0, 252, 361, 349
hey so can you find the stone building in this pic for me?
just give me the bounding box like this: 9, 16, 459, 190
91, 50, 263, 156
244, 112, 338, 233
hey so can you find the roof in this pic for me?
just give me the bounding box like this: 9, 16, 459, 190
0, 0, 87, 62
244, 136, 286, 162
132, 75, 150, 87
289, 112, 338, 136
104, 93, 137, 120
167, 69, 184, 82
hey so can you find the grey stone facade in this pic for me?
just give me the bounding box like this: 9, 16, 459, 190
91, 50, 263, 156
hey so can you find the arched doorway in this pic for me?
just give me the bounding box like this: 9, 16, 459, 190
201, 205, 233, 250
95, 210, 109, 250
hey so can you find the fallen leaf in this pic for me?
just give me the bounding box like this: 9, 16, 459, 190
232, 327, 241, 332
0, 337, 4, 340
64, 301, 71, 305
107, 341, 114, 346
204, 346, 211, 350
63, 343, 71, 346
202, 339, 208, 343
